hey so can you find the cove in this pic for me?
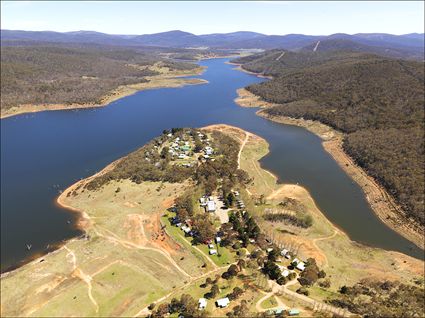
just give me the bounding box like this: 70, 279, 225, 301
1, 58, 422, 272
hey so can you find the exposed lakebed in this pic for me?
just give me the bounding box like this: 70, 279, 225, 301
1, 58, 422, 272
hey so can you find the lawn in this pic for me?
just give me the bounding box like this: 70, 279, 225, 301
161, 213, 236, 268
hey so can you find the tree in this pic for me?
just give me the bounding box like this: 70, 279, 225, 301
267, 248, 280, 262
160, 146, 170, 161
277, 276, 287, 286
192, 214, 215, 243
228, 287, 244, 300
296, 287, 309, 296
263, 261, 281, 280
176, 208, 189, 221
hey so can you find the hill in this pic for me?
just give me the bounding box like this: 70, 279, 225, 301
235, 51, 425, 228
0, 45, 201, 114
300, 38, 424, 60
1, 30, 423, 59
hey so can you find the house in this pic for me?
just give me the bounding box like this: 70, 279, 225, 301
215, 236, 221, 244
216, 297, 230, 308
275, 308, 284, 315
280, 249, 289, 256
206, 201, 216, 212
204, 146, 214, 155
209, 249, 217, 255
296, 262, 305, 271
288, 309, 300, 316
282, 269, 290, 277
198, 298, 207, 310
178, 154, 187, 159
181, 226, 191, 234
233, 190, 240, 196
267, 248, 273, 252
208, 244, 214, 249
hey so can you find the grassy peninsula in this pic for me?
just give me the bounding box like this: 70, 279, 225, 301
1, 125, 423, 317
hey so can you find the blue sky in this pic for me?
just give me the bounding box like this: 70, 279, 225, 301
1, 1, 424, 35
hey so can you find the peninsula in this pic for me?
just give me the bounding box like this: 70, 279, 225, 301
1, 125, 423, 317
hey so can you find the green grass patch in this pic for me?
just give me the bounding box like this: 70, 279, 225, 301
261, 295, 278, 309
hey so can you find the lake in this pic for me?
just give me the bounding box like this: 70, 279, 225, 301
1, 58, 422, 272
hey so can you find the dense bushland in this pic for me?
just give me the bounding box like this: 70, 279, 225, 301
1, 45, 198, 109
328, 279, 425, 317
236, 51, 425, 226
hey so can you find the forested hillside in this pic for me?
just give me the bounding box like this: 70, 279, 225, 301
0, 45, 198, 110
235, 52, 425, 226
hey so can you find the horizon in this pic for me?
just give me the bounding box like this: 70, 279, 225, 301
2, 28, 424, 37
1, 1, 424, 36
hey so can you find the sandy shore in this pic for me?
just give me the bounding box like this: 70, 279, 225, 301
226, 62, 273, 79
234, 88, 424, 250
1, 68, 207, 119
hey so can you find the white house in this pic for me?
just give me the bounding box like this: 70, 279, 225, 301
206, 200, 216, 212
280, 249, 289, 256
198, 298, 207, 310
204, 146, 214, 155
296, 262, 305, 271
208, 244, 215, 249
282, 269, 290, 277
215, 236, 222, 244
181, 225, 191, 234
209, 249, 217, 255
216, 297, 230, 308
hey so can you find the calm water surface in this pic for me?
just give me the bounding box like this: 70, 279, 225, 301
1, 58, 422, 272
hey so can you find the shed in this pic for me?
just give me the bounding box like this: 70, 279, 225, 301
209, 249, 217, 255
215, 236, 221, 244
296, 262, 305, 271
198, 298, 207, 310
289, 309, 300, 316
216, 297, 230, 308
206, 201, 216, 212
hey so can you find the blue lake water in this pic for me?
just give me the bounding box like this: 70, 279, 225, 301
1, 58, 422, 272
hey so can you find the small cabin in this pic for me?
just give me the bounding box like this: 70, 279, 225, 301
296, 262, 305, 271
198, 298, 207, 310
216, 297, 230, 308
206, 201, 216, 212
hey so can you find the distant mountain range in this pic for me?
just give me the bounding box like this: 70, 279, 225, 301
1, 29, 424, 59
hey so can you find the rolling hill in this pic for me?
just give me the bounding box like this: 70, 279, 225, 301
1, 29, 423, 59
234, 51, 425, 228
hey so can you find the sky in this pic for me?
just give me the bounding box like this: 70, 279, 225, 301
1, 1, 424, 36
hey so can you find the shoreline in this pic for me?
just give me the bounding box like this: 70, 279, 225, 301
0, 158, 123, 277
234, 87, 424, 251
0, 68, 207, 120
226, 61, 273, 79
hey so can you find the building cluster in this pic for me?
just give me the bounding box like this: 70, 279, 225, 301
164, 131, 215, 166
